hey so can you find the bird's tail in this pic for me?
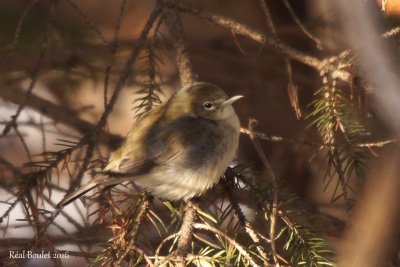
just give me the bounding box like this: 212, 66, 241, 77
58, 176, 125, 207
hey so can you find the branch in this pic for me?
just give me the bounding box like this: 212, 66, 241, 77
248, 119, 280, 267
221, 177, 271, 265
240, 127, 396, 149
280, 0, 322, 48
163, 0, 350, 82
0, 85, 123, 147
0, 1, 56, 140
175, 201, 198, 267
116, 195, 153, 265
164, 3, 197, 86
162, 2, 198, 266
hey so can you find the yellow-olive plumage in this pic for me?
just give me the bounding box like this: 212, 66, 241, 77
59, 82, 242, 206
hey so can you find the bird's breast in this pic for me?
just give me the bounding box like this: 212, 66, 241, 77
136, 114, 240, 201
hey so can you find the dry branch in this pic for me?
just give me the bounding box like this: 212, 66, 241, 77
163, 0, 350, 82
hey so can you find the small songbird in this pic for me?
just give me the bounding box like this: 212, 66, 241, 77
59, 82, 242, 206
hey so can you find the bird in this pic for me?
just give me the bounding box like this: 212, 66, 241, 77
59, 82, 242, 207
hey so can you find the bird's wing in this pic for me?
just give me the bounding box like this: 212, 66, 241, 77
58, 114, 220, 207
110, 115, 220, 175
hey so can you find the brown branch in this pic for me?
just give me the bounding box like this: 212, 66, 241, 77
163, 0, 350, 82
240, 127, 395, 149
175, 201, 198, 267
0, 85, 123, 147
117, 194, 153, 265
161, 2, 199, 266
383, 26, 400, 38
164, 1, 197, 86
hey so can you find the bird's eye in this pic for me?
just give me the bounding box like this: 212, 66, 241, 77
203, 102, 215, 110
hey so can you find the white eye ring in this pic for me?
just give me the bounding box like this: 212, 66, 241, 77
203, 102, 215, 110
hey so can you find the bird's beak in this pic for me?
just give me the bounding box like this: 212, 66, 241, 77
221, 95, 243, 108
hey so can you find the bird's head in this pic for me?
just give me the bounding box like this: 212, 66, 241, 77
168, 82, 243, 120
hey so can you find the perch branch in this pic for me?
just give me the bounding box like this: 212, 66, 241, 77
175, 201, 198, 267
162, 2, 199, 266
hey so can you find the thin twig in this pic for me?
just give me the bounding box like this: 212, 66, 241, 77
65, 0, 109, 48
0, 156, 23, 177
259, 0, 277, 35
12, 125, 32, 161
154, 234, 178, 266
240, 127, 396, 149
193, 222, 260, 267
258, 0, 301, 119
67, 1, 163, 195
248, 119, 280, 267
382, 26, 400, 38
0, 1, 55, 140
280, 0, 322, 48
222, 178, 271, 265
12, 0, 39, 50
0, 85, 123, 147
103, 0, 129, 109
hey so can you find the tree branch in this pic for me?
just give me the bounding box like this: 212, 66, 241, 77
163, 0, 351, 82
164, 3, 197, 86
0, 85, 123, 147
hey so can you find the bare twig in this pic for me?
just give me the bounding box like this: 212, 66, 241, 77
12, 124, 32, 161
0, 1, 56, 140
0, 85, 123, 147
12, 0, 39, 50
65, 0, 109, 48
67, 1, 163, 195
382, 26, 400, 38
248, 119, 280, 267
154, 234, 178, 266
0, 156, 23, 177
240, 127, 396, 149
280, 0, 322, 48
103, 0, 129, 108
258, 0, 301, 119
259, 0, 277, 35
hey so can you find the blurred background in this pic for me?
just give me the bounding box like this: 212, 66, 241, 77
0, 0, 400, 266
